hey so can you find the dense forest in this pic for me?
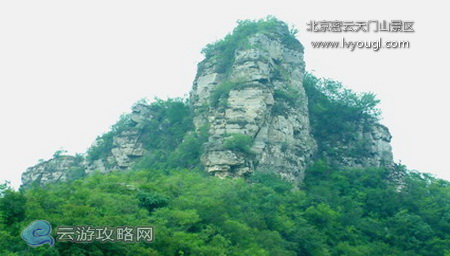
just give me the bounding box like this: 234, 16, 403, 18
1, 18, 449, 255
1, 156, 450, 255
1, 74, 450, 255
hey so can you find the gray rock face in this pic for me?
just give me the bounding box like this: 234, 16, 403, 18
191, 31, 317, 184
85, 129, 146, 175
130, 103, 155, 129
321, 119, 394, 169
22, 104, 150, 187
84, 104, 149, 174
190, 23, 395, 184
21, 156, 84, 188
21, 21, 396, 188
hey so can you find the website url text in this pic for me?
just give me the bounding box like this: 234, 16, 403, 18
311, 38, 410, 51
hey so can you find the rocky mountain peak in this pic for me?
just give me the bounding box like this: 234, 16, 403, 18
190, 18, 316, 184
21, 18, 394, 188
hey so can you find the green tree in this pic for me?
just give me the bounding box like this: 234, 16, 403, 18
0, 190, 26, 226
223, 133, 254, 155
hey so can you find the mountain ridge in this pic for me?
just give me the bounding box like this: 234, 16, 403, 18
21, 17, 393, 188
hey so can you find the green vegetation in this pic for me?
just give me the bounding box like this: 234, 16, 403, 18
138, 98, 193, 152
2, 18, 448, 254
272, 86, 302, 116
274, 87, 301, 107
86, 131, 114, 161
86, 114, 133, 162
201, 16, 302, 74
1, 80, 449, 255
0, 181, 9, 196
52, 149, 68, 158
137, 191, 169, 212
1, 162, 449, 255
166, 125, 209, 170
304, 72, 381, 124
86, 98, 198, 170
303, 72, 382, 157
66, 166, 86, 181
223, 133, 254, 155
210, 81, 237, 108
131, 98, 208, 171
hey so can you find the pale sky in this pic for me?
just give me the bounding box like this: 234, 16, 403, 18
0, 1, 448, 189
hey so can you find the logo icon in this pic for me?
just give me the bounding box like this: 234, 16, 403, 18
21, 220, 55, 247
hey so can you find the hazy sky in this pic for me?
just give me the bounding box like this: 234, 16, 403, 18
1, 1, 448, 189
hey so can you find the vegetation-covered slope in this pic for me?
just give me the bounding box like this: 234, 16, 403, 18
2, 162, 450, 255
5, 17, 449, 255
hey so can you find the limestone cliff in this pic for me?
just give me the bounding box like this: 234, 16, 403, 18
21, 18, 395, 188
21, 104, 150, 187
21, 155, 85, 188
189, 19, 394, 183
84, 104, 152, 174
190, 22, 317, 184
318, 119, 393, 168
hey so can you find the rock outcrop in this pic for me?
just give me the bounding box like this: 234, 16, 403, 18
190, 23, 317, 184
21, 155, 85, 188
21, 18, 395, 188
321, 119, 394, 168
84, 103, 153, 175
85, 129, 146, 174
21, 104, 151, 187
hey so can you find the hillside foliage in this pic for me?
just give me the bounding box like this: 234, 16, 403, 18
2, 18, 448, 253
1, 163, 450, 255
303, 72, 382, 157
200, 16, 302, 74
3, 74, 447, 255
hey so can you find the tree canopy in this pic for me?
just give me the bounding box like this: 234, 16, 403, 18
200, 16, 302, 74
1, 162, 449, 255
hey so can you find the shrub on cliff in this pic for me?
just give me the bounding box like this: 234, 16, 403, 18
223, 133, 254, 155
201, 16, 302, 74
